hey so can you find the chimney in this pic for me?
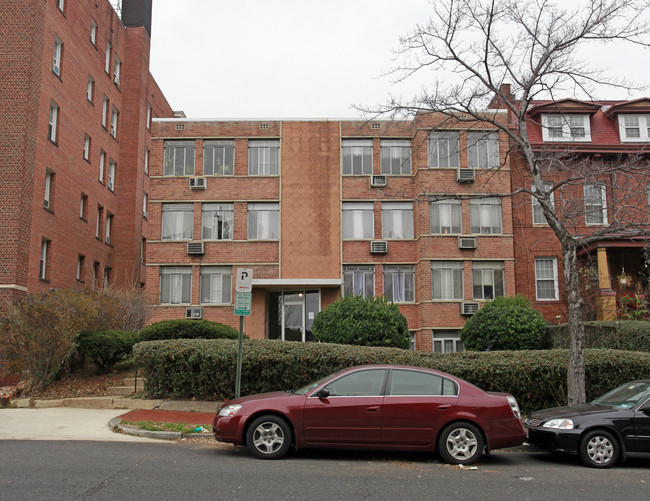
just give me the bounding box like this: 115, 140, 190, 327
121, 0, 153, 35
488, 84, 512, 110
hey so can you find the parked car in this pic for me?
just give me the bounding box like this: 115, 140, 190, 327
525, 380, 650, 468
213, 364, 525, 463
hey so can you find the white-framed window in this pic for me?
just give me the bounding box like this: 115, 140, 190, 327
472, 261, 505, 300
163, 140, 195, 176
433, 330, 464, 353
248, 140, 279, 175
142, 193, 148, 217
146, 106, 152, 129
381, 202, 413, 239
200, 267, 232, 304
110, 107, 118, 138
90, 20, 97, 46
342, 139, 373, 175
113, 56, 121, 86
77, 255, 85, 282
467, 131, 499, 168
80, 193, 87, 219
107, 159, 116, 191
430, 200, 462, 234
144, 148, 149, 174
342, 202, 374, 239
105, 42, 111, 74
409, 331, 416, 351
202, 203, 234, 240
618, 114, 650, 142
247, 202, 279, 239
56, 0, 64, 13
161, 203, 193, 240
383, 265, 415, 303
380, 139, 411, 175
53, 36, 63, 76
44, 170, 53, 209
343, 265, 374, 299
428, 131, 460, 167
95, 206, 103, 238
99, 150, 105, 183
160, 267, 192, 304
470, 197, 502, 234
48, 102, 58, 142
203, 140, 234, 176
83, 134, 91, 161
584, 183, 607, 225
532, 182, 554, 225
103, 266, 111, 289
39, 239, 49, 280
87, 76, 94, 102
541, 114, 591, 142
101, 96, 108, 127
535, 257, 559, 300
105, 213, 113, 244
431, 261, 464, 300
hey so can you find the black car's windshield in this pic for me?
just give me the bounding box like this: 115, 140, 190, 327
591, 382, 650, 409
293, 372, 340, 395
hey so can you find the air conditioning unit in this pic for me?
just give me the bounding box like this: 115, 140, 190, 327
370, 175, 387, 187
370, 240, 388, 254
186, 241, 205, 255
189, 177, 207, 190
142, 211, 148, 219
43, 199, 50, 209
460, 302, 480, 316
185, 307, 203, 319
458, 236, 477, 249
457, 168, 475, 183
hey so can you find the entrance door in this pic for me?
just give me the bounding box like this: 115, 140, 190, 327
283, 300, 304, 342
267, 290, 320, 342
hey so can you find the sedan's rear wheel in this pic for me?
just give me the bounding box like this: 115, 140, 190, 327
438, 422, 484, 465
246, 415, 292, 459
579, 430, 619, 468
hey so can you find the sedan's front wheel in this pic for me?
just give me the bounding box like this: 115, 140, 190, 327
246, 415, 292, 459
579, 430, 619, 468
438, 422, 484, 465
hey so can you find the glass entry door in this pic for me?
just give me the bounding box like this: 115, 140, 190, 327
283, 300, 304, 342
267, 290, 319, 342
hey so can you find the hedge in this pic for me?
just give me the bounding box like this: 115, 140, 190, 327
76, 330, 137, 373
137, 319, 240, 342
546, 321, 650, 352
133, 339, 650, 414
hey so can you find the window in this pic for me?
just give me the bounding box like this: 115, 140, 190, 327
584, 184, 607, 225
381, 202, 413, 239
105, 214, 112, 244
163, 140, 195, 176
80, 193, 87, 220
113, 56, 121, 86
144, 148, 149, 174
48, 102, 58, 142
105, 43, 111, 74
472, 262, 505, 300
52, 36, 63, 76
99, 150, 105, 183
141, 238, 146, 264
343, 265, 374, 299
203, 140, 234, 176
142, 193, 148, 218
342, 139, 372, 175
107, 159, 116, 191
428, 131, 459, 167
39, 239, 49, 280
470, 198, 502, 234
56, 0, 64, 12
618, 115, 650, 142
83, 134, 91, 161
202, 203, 233, 240
146, 106, 152, 129
532, 183, 554, 225
90, 20, 97, 46
535, 257, 559, 300
380, 139, 411, 175
247, 203, 279, 239
431, 261, 464, 300
430, 200, 462, 234
87, 76, 94, 102
96, 205, 103, 238
77, 255, 85, 282
342, 202, 374, 239
542, 114, 591, 142
200, 267, 232, 304
101, 96, 108, 127
323, 369, 386, 397
248, 140, 279, 175
110, 107, 118, 138
383, 265, 415, 303
160, 267, 192, 304
103, 266, 111, 289
92, 261, 100, 290
389, 369, 458, 396
44, 170, 53, 209
433, 330, 464, 354
161, 203, 193, 240
467, 131, 499, 168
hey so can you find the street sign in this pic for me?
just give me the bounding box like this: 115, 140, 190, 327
236, 268, 253, 293
234, 291, 252, 316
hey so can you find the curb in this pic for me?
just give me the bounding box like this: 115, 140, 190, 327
109, 416, 210, 440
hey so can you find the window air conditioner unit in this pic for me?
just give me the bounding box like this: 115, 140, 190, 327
189, 177, 206, 190
142, 211, 148, 219
370, 240, 388, 254
460, 302, 480, 316
185, 307, 203, 319
370, 175, 387, 187
186, 241, 205, 255
43, 199, 50, 209
458, 236, 477, 249
457, 168, 475, 183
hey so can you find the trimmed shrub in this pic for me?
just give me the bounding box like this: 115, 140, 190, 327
133, 339, 650, 414
546, 321, 650, 352
312, 295, 410, 349
138, 319, 240, 342
76, 330, 138, 373
460, 295, 547, 351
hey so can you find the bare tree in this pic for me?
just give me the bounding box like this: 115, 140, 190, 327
365, 0, 650, 404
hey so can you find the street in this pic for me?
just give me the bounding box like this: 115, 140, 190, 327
1, 440, 648, 501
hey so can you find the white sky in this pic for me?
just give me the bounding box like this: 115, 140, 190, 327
148, 0, 650, 119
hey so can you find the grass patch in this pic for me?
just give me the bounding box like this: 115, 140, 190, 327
121, 420, 212, 434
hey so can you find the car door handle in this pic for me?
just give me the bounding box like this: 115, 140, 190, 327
438, 404, 451, 410
366, 406, 380, 412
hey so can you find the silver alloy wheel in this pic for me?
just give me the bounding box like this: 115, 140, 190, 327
586, 435, 614, 465
445, 427, 479, 461
252, 421, 285, 455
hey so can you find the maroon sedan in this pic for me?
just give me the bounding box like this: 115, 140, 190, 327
213, 365, 525, 463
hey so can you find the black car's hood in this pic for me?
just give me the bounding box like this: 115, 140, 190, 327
528, 404, 617, 421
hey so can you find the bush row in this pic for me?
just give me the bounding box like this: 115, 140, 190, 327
545, 321, 650, 352
132, 338, 650, 414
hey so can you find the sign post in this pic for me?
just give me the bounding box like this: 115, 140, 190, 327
234, 268, 253, 399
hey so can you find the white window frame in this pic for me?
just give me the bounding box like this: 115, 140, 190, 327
107, 159, 116, 191
472, 261, 505, 300
53, 36, 63, 76
90, 20, 97, 46
247, 203, 279, 240
96, 206, 102, 238
99, 150, 105, 183
87, 76, 94, 102
380, 139, 411, 175
110, 106, 118, 138
142, 193, 148, 217
467, 131, 499, 168
342, 139, 373, 175
541, 114, 591, 142
161, 203, 194, 241
113, 56, 121, 86
531, 182, 554, 225
535, 257, 559, 301
343, 265, 375, 299
39, 240, 49, 280
105, 213, 112, 244
160, 267, 192, 304
433, 330, 464, 353
83, 135, 91, 161
430, 200, 462, 234
584, 183, 608, 225
144, 148, 149, 174
470, 197, 502, 234
203, 140, 235, 176
56, 0, 64, 12
163, 140, 195, 176
618, 114, 650, 142
200, 267, 233, 304
383, 265, 415, 303
44, 170, 53, 209
342, 202, 374, 239
48, 102, 58, 142
77, 255, 84, 281
248, 140, 279, 175
146, 106, 152, 129
101, 96, 108, 127
80, 194, 87, 219
202, 203, 234, 240
381, 202, 414, 239
105, 42, 111, 74
428, 131, 460, 167
431, 261, 464, 300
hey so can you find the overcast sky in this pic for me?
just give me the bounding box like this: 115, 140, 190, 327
148, 0, 650, 119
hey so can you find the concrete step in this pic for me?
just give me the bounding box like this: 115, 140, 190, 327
107, 386, 136, 396
123, 377, 145, 388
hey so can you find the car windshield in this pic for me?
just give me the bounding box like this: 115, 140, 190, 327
293, 371, 341, 395
591, 382, 650, 409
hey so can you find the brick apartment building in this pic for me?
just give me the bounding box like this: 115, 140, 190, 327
0, 0, 173, 310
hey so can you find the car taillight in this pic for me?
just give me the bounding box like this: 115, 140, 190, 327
507, 396, 521, 419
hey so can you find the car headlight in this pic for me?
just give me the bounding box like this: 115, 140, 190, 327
218, 404, 242, 417
542, 418, 574, 430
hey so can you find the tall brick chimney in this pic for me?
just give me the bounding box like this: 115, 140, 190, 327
121, 0, 153, 35
488, 84, 513, 109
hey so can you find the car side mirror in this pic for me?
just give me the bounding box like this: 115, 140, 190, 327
316, 388, 330, 399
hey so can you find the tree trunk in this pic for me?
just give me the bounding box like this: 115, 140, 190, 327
563, 244, 586, 405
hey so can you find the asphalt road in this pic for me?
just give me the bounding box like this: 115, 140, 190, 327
1, 440, 648, 501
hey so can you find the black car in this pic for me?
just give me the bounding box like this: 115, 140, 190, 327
525, 380, 650, 468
